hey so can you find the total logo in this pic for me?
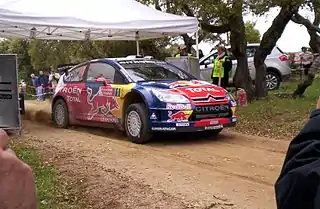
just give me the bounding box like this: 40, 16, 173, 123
185, 87, 220, 93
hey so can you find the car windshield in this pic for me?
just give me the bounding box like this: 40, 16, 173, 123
119, 61, 193, 82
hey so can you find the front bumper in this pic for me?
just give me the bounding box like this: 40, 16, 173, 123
150, 117, 236, 132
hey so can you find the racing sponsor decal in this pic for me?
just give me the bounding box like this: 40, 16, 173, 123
66, 95, 80, 103
185, 87, 220, 93
205, 124, 223, 130
86, 87, 120, 120
210, 120, 219, 125
167, 110, 193, 122
169, 81, 193, 88
176, 122, 190, 127
61, 87, 82, 95
151, 127, 176, 131
168, 80, 211, 88
166, 103, 191, 110
150, 113, 157, 120
194, 104, 230, 113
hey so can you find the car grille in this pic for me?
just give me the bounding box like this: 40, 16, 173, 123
191, 104, 232, 121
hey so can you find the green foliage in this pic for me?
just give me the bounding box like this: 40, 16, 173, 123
245, 21, 261, 43
0, 38, 171, 84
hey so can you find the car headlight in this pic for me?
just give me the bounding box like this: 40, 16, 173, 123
152, 90, 190, 103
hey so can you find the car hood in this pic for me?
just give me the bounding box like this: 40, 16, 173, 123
138, 80, 228, 101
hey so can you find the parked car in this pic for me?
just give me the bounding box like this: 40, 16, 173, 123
199, 43, 292, 90
52, 58, 237, 144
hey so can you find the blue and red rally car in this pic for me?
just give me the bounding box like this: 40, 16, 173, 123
52, 58, 237, 143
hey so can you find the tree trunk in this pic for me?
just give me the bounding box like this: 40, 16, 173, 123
290, 0, 320, 97
292, 55, 319, 98
229, 0, 254, 100
254, 5, 300, 98
292, 30, 320, 98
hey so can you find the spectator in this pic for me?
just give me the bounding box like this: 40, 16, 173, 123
175, 45, 192, 58
37, 71, 49, 101
49, 70, 60, 92
211, 46, 232, 88
300, 46, 314, 75
0, 129, 36, 208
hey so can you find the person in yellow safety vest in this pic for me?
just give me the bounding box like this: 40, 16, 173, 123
211, 46, 233, 88
175, 45, 192, 58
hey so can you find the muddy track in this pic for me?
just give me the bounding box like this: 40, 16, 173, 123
18, 118, 290, 209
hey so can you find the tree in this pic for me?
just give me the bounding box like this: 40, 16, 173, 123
291, 0, 320, 98
245, 22, 261, 43
251, 0, 305, 98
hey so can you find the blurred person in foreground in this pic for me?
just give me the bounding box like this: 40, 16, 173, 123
275, 97, 320, 209
0, 129, 36, 208
211, 46, 232, 88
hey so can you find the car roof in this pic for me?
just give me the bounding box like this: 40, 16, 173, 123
68, 57, 163, 71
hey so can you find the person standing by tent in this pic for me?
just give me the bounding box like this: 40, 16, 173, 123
175, 45, 192, 58
211, 46, 232, 88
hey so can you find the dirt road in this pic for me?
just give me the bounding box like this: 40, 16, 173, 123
19, 118, 290, 209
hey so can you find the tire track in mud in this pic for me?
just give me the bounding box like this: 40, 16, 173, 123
21, 121, 284, 208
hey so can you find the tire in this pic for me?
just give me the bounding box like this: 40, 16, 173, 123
125, 103, 153, 144
200, 128, 223, 138
52, 99, 69, 128
266, 71, 281, 90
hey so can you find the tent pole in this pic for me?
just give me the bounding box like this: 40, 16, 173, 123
195, 30, 199, 58
136, 40, 140, 56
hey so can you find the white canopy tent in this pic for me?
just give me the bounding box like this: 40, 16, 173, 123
0, 0, 199, 56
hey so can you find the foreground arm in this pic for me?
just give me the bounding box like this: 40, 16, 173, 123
275, 103, 320, 209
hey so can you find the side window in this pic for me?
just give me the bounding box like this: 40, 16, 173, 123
246, 47, 257, 57
64, 65, 86, 82
86, 62, 126, 84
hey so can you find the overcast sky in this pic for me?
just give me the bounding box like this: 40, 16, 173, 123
199, 7, 312, 55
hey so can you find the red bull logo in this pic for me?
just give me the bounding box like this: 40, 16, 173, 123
87, 87, 119, 120
167, 110, 193, 122
169, 81, 192, 88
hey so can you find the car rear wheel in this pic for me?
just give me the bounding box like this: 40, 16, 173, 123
125, 103, 153, 144
52, 99, 69, 128
266, 71, 281, 90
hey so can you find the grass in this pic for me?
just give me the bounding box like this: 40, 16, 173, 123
235, 77, 320, 140
10, 142, 86, 209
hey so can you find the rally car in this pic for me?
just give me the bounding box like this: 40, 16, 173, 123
52, 58, 237, 143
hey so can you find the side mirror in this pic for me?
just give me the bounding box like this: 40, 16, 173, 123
204, 60, 210, 68
96, 77, 109, 86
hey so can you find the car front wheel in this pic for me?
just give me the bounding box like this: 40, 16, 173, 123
266, 71, 281, 90
125, 103, 153, 144
52, 99, 69, 128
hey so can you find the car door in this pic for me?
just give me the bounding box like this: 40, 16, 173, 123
199, 53, 216, 82
80, 61, 125, 124
61, 64, 88, 120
